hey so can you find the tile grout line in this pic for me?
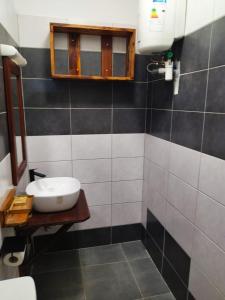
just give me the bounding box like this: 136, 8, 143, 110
119, 244, 144, 299
110, 82, 113, 242
28, 155, 144, 163
78, 250, 87, 300
190, 21, 214, 265
24, 107, 147, 110
68, 80, 74, 179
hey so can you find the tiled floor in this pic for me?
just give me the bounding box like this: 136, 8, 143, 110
31, 241, 175, 300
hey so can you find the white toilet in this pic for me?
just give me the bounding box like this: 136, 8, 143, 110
0, 276, 36, 300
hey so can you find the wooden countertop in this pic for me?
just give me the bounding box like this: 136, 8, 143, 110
20, 190, 90, 229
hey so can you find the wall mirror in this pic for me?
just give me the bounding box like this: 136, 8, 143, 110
3, 57, 27, 185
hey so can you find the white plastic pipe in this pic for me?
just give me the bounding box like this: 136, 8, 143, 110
0, 44, 27, 67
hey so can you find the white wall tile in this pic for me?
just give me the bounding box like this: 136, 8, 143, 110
72, 134, 111, 160
144, 134, 151, 161
149, 189, 167, 226
149, 135, 171, 170
167, 174, 198, 222
18, 15, 68, 49
112, 134, 144, 158
192, 229, 225, 296
112, 37, 127, 53
142, 202, 147, 228
28, 161, 73, 177
149, 162, 168, 198
74, 159, 111, 183
214, 0, 225, 21
54, 32, 67, 50
112, 157, 144, 181
27, 135, 71, 162
199, 154, 225, 206
112, 202, 142, 226
185, 0, 214, 35
76, 205, 111, 230
16, 167, 29, 194
165, 203, 194, 256
143, 158, 151, 197
196, 192, 225, 252
189, 261, 225, 300
82, 182, 111, 206
169, 143, 201, 188
0, 154, 13, 206
80, 35, 101, 52
112, 180, 143, 204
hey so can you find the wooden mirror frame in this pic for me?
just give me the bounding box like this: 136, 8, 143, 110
3, 57, 27, 185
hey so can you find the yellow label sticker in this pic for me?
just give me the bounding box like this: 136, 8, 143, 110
151, 8, 158, 18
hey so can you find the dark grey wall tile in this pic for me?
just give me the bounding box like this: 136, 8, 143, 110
144, 232, 163, 272
70, 81, 112, 108
55, 49, 68, 74
210, 16, 225, 67
146, 109, 151, 134
81, 51, 101, 76
113, 53, 126, 77
71, 109, 111, 134
151, 109, 172, 141
173, 71, 207, 111
113, 109, 145, 133
206, 67, 225, 113
151, 80, 173, 109
179, 25, 211, 74
0, 67, 6, 112
171, 111, 204, 151
21, 48, 51, 78
146, 209, 164, 251
202, 113, 225, 160
147, 82, 152, 108
112, 224, 143, 244
0, 113, 9, 160
23, 79, 69, 108
74, 227, 111, 249
164, 232, 190, 286
162, 258, 188, 300
26, 109, 70, 135
113, 82, 147, 108
135, 54, 151, 82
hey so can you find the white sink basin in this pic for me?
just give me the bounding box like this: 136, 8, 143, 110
0, 276, 36, 300
26, 177, 81, 213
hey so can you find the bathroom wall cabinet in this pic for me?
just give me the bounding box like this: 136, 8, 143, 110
50, 23, 136, 80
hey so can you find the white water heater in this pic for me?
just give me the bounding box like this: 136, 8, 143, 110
138, 0, 187, 54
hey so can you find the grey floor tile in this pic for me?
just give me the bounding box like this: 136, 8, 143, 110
79, 244, 126, 266
149, 292, 176, 299
32, 250, 80, 275
130, 258, 169, 297
122, 241, 149, 261
34, 268, 85, 300
135, 293, 175, 300
83, 261, 141, 300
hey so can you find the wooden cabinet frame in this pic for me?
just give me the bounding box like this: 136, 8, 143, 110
50, 23, 136, 81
